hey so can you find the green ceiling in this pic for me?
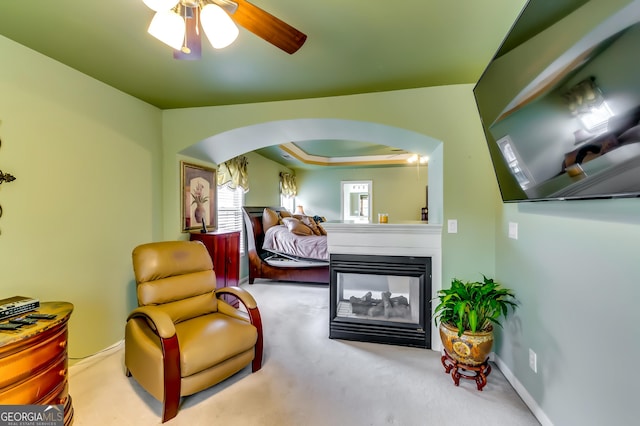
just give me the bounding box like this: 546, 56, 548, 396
0, 0, 528, 109
0, 0, 591, 165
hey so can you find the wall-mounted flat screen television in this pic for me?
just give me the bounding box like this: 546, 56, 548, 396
474, 0, 640, 202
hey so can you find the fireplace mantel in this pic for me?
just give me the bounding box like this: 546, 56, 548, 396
322, 221, 441, 256
322, 221, 443, 350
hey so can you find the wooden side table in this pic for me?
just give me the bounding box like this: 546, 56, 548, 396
441, 349, 491, 391
0, 301, 74, 425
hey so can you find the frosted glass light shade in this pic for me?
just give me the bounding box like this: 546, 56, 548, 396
148, 11, 185, 50
200, 4, 239, 49
142, 0, 179, 12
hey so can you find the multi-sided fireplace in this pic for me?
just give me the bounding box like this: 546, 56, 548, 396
329, 253, 432, 348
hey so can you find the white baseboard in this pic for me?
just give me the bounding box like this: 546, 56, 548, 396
493, 355, 553, 426
69, 339, 124, 369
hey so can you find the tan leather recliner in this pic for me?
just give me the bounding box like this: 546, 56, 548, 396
125, 240, 263, 422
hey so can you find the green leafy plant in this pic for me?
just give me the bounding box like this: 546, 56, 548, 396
432, 275, 518, 337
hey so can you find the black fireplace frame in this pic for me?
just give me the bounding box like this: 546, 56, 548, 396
329, 253, 432, 348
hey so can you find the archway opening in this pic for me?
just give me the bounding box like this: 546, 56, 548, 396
180, 118, 443, 223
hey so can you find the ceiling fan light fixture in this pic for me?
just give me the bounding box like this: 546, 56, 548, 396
200, 3, 239, 49
148, 10, 186, 50
142, 0, 180, 12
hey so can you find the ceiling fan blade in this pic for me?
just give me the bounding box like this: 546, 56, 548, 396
232, 0, 307, 54
174, 6, 201, 60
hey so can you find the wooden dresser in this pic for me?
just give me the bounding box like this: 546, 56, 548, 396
190, 230, 240, 306
0, 301, 74, 425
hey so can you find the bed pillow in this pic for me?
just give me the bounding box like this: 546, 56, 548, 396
262, 208, 281, 233
280, 209, 292, 218
562, 133, 619, 170
282, 217, 314, 236
294, 214, 323, 236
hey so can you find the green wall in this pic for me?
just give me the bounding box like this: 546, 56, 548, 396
243, 151, 292, 207
494, 200, 639, 425
295, 165, 428, 222
0, 35, 163, 358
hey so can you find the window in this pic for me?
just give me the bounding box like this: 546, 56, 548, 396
578, 101, 613, 134
280, 193, 294, 212
279, 172, 296, 212
496, 135, 534, 190
217, 184, 245, 254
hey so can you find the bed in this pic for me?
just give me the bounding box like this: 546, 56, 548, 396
561, 105, 640, 173
242, 206, 330, 284
530, 107, 640, 199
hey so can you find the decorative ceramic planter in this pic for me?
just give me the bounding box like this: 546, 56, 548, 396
194, 202, 206, 224
439, 322, 494, 366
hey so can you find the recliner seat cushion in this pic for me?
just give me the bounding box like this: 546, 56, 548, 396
176, 313, 258, 377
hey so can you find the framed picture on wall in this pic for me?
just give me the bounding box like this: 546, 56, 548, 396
181, 161, 217, 232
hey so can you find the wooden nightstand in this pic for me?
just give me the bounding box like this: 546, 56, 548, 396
0, 301, 74, 425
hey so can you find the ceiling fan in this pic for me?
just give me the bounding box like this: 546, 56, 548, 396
143, 0, 307, 60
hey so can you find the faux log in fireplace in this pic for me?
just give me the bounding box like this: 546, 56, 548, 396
329, 254, 432, 348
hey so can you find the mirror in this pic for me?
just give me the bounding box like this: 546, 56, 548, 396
341, 180, 372, 223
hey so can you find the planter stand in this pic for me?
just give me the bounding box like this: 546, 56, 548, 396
441, 350, 491, 391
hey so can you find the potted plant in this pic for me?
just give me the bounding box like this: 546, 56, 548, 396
432, 275, 518, 365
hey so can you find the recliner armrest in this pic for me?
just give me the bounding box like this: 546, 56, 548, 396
217, 301, 251, 322
127, 306, 176, 339
215, 286, 263, 374
215, 286, 257, 309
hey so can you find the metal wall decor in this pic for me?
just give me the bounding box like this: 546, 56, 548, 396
0, 136, 17, 233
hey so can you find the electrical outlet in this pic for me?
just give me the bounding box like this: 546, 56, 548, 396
447, 219, 458, 233
529, 348, 537, 373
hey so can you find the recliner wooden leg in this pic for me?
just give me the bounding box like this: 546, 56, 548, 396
162, 396, 180, 423
160, 334, 181, 423
248, 306, 264, 372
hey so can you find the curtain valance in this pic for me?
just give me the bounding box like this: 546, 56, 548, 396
217, 155, 249, 192
564, 77, 603, 116
279, 172, 297, 198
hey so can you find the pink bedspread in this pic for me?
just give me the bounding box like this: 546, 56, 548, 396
262, 225, 329, 261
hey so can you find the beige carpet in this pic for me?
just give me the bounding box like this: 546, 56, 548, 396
69, 282, 539, 425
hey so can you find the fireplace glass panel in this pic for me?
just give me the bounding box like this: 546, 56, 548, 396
336, 272, 420, 324
329, 254, 431, 348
